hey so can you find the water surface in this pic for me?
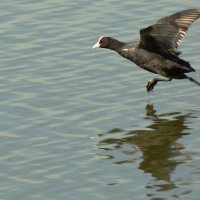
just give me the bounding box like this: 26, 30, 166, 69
0, 0, 200, 199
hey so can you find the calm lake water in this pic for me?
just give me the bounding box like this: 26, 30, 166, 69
0, 0, 200, 199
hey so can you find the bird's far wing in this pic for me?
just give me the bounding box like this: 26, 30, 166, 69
158, 9, 200, 48
139, 9, 200, 56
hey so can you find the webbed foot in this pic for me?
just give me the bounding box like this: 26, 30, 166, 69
146, 79, 158, 92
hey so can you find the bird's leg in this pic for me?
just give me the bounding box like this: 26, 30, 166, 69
186, 76, 200, 87
146, 77, 172, 92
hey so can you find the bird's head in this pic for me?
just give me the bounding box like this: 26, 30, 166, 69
92, 36, 110, 49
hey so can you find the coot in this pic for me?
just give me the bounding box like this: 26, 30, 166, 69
93, 9, 200, 92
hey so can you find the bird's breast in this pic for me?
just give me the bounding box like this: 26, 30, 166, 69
120, 48, 152, 66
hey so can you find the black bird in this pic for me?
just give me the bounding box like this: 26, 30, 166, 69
93, 9, 200, 92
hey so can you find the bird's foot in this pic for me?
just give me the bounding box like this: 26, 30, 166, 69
146, 79, 158, 92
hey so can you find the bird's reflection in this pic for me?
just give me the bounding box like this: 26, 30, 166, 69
135, 104, 190, 182
97, 104, 192, 192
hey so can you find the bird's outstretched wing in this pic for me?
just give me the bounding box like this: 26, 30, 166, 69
139, 9, 200, 56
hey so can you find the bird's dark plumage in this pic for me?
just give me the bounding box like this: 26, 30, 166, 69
93, 9, 200, 92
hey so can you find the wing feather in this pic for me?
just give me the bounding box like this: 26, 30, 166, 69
139, 9, 200, 55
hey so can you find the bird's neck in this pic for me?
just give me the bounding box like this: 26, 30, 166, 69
107, 38, 125, 52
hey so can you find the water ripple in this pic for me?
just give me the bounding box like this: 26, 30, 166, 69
0, 0, 199, 199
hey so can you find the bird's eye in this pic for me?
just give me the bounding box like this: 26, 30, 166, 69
99, 39, 103, 44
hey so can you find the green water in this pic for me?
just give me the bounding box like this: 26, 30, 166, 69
0, 0, 200, 199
